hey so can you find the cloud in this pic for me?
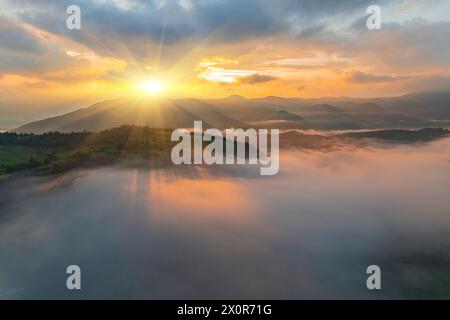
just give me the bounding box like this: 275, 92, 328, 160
0, 0, 449, 102
345, 71, 410, 83
238, 74, 277, 84
0, 0, 412, 77
0, 18, 44, 55
343, 19, 450, 72
6, 0, 284, 46
1, 0, 396, 57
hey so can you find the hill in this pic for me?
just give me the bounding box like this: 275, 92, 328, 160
14, 90, 450, 133
2, 126, 448, 178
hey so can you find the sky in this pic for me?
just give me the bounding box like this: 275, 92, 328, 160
0, 0, 450, 127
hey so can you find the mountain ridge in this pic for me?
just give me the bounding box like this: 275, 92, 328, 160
15, 90, 450, 133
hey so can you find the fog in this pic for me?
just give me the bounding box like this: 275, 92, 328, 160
1, 138, 450, 299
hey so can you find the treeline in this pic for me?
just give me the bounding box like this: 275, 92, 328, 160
0, 126, 177, 177
0, 126, 174, 151
0, 131, 90, 147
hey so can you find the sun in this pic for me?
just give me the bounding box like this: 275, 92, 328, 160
135, 80, 165, 95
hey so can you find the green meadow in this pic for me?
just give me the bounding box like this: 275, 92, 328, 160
0, 126, 174, 178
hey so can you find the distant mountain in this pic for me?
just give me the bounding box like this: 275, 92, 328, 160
15, 90, 450, 133
340, 127, 450, 142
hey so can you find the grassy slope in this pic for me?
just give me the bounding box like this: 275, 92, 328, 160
0, 145, 60, 174
0, 126, 174, 178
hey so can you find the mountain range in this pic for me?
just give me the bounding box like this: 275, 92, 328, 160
15, 90, 450, 133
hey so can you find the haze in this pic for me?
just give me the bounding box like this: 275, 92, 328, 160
1, 138, 449, 299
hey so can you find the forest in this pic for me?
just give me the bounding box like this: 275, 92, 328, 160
0, 126, 174, 177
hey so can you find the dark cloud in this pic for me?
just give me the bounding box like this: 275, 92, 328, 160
238, 73, 277, 84
346, 71, 410, 83
283, 0, 390, 16
7, 0, 285, 50
0, 18, 44, 55
296, 24, 327, 39
2, 0, 395, 59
